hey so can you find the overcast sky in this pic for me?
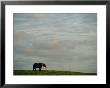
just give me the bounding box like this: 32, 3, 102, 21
13, 13, 97, 73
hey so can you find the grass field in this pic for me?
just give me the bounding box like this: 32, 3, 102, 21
14, 70, 97, 75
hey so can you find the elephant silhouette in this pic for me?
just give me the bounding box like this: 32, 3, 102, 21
33, 63, 47, 71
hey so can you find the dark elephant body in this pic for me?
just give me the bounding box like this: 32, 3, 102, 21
33, 63, 46, 71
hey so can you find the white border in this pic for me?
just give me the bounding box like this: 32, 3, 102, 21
5, 5, 106, 84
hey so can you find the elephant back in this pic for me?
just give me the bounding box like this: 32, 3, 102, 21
33, 63, 42, 68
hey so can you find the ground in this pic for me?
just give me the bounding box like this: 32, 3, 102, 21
14, 70, 97, 75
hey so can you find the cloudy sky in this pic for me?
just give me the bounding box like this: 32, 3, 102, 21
13, 13, 97, 73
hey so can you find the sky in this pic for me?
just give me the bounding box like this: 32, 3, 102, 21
13, 13, 97, 73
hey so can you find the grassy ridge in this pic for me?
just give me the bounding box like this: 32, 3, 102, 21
14, 70, 97, 75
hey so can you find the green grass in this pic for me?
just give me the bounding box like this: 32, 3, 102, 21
14, 70, 97, 75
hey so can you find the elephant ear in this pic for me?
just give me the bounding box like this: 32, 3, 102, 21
42, 63, 46, 67
41, 63, 43, 66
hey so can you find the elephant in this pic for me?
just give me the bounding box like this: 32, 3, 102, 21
33, 63, 47, 71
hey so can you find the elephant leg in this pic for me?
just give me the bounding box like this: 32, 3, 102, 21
33, 67, 34, 71
39, 68, 41, 71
